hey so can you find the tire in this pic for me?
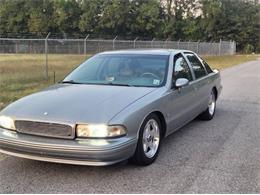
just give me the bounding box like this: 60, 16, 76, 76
198, 89, 216, 120
131, 114, 162, 166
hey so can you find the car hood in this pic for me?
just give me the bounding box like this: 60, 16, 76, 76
1, 84, 156, 124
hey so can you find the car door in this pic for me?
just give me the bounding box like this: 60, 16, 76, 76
183, 52, 210, 114
166, 53, 198, 134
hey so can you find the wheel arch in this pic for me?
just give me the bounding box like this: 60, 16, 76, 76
212, 86, 218, 100
141, 111, 167, 139
153, 111, 167, 139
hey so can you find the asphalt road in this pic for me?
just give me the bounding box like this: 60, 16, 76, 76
0, 59, 260, 193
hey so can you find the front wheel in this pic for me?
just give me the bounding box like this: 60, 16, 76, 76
131, 114, 161, 166
199, 89, 216, 120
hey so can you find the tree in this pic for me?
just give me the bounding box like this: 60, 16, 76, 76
79, 0, 105, 35
160, 0, 199, 40
200, 0, 260, 51
0, 0, 30, 36
96, 0, 133, 36
130, 0, 163, 38
27, 0, 57, 36
0, 0, 259, 52
54, 0, 82, 37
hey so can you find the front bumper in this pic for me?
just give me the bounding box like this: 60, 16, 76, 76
0, 128, 137, 166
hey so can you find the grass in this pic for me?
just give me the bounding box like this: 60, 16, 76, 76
0, 54, 88, 110
0, 54, 259, 110
203, 55, 259, 70
0, 153, 7, 161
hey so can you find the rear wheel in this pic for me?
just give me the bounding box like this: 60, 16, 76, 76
199, 90, 216, 120
131, 114, 161, 166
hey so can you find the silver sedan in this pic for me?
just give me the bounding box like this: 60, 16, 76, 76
0, 49, 222, 166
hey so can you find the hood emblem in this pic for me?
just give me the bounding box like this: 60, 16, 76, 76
44, 112, 48, 116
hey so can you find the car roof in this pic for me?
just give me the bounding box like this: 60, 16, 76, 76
99, 49, 194, 56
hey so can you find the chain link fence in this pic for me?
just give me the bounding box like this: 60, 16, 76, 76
0, 37, 236, 80
0, 37, 236, 109
0, 38, 236, 56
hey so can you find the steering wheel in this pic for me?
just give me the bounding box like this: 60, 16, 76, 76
140, 72, 160, 80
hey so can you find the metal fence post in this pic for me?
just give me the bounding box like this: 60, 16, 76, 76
45, 32, 51, 80
229, 40, 233, 55
164, 38, 170, 48
230, 40, 235, 55
197, 41, 200, 54
178, 39, 180, 49
133, 37, 138, 48
98, 39, 101, 52
78, 40, 80, 54
218, 39, 222, 56
188, 41, 190, 50
84, 34, 89, 55
210, 41, 213, 55
15, 40, 18, 53
113, 36, 117, 50
233, 41, 236, 55
151, 38, 155, 48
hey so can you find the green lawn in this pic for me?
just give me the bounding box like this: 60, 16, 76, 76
0, 153, 6, 161
0, 54, 259, 110
0, 54, 88, 110
203, 55, 259, 70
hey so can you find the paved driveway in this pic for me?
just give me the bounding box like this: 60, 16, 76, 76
0, 59, 259, 193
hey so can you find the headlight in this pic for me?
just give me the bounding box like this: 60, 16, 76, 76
76, 124, 126, 138
0, 116, 16, 130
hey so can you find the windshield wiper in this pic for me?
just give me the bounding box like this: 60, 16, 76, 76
60, 80, 83, 84
104, 82, 135, 87
60, 81, 135, 87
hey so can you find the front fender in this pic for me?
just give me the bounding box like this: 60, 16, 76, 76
108, 87, 168, 140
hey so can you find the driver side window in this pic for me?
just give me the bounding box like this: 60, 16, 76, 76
173, 53, 193, 82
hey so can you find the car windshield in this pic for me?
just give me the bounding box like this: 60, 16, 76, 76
63, 54, 169, 87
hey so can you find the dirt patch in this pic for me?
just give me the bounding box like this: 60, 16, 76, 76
0, 153, 7, 161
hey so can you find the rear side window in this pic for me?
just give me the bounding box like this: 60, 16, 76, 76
173, 53, 193, 81
185, 53, 207, 79
201, 58, 213, 74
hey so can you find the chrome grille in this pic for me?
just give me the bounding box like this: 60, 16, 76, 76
15, 120, 74, 139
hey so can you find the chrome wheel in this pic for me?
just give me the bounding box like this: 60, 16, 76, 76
142, 119, 160, 158
208, 91, 216, 116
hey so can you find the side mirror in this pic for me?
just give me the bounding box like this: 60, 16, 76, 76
175, 78, 189, 90
213, 69, 219, 73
